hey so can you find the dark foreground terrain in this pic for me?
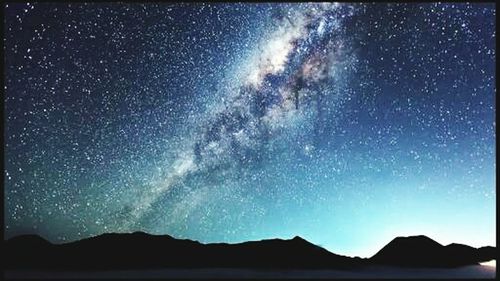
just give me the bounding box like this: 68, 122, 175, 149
3, 232, 496, 279
4, 265, 496, 279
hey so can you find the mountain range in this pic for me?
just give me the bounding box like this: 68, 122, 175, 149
3, 232, 495, 270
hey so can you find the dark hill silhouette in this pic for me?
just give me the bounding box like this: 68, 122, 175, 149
3, 232, 495, 270
477, 246, 496, 262
370, 235, 496, 268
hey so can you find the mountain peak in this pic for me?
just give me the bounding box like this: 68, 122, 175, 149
390, 235, 443, 247
290, 236, 315, 246
369, 235, 491, 267
6, 234, 50, 245
394, 234, 434, 240
7, 234, 46, 241
292, 235, 306, 241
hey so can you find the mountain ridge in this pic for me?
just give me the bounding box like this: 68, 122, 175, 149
4, 232, 496, 270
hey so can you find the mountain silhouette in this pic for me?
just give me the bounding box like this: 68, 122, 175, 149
477, 246, 496, 262
4, 232, 495, 270
370, 235, 496, 268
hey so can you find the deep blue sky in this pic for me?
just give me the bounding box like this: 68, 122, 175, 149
4, 3, 495, 257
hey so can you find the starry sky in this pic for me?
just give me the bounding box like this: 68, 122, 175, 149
4, 2, 496, 258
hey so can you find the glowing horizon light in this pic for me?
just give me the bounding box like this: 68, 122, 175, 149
480, 260, 496, 267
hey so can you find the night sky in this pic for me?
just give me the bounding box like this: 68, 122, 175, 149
4, 3, 496, 257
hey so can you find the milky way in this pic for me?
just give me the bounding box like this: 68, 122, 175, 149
121, 3, 359, 229
4, 3, 496, 257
